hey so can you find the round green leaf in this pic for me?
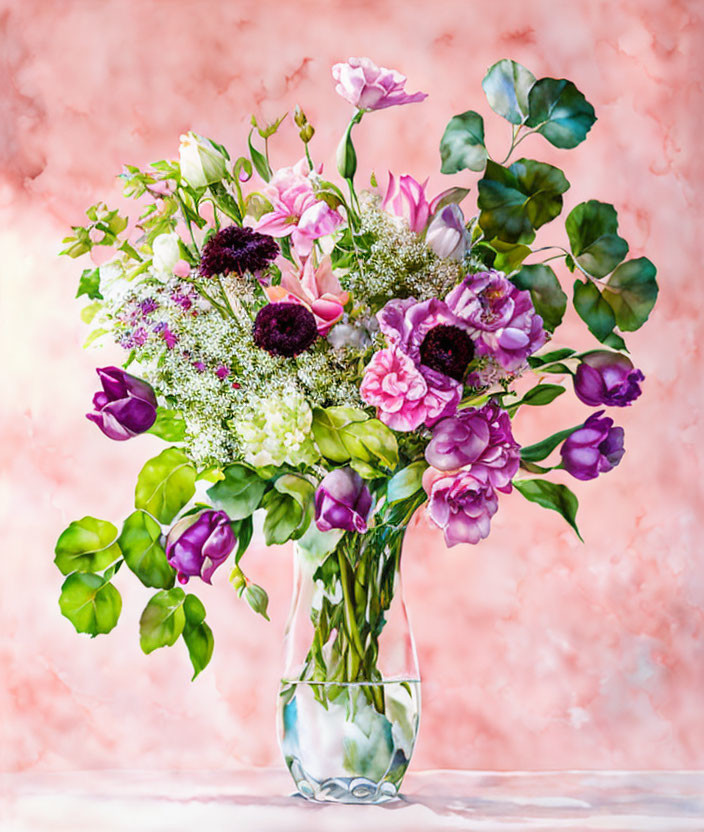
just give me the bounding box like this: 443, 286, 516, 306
59, 573, 122, 636
602, 257, 658, 331
482, 59, 536, 124
207, 464, 266, 519
565, 201, 629, 278
139, 588, 186, 654
439, 110, 487, 174
134, 448, 196, 524
118, 510, 175, 589
573, 279, 615, 342
511, 264, 567, 331
526, 78, 596, 149
55, 516, 121, 576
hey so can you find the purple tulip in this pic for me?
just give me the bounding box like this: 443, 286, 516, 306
86, 366, 157, 441
165, 509, 236, 584
574, 351, 645, 407
560, 411, 625, 481
315, 468, 373, 533
424, 466, 498, 547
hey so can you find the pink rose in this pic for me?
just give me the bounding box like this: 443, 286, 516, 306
332, 57, 427, 111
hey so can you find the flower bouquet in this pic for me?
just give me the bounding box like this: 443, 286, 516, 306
56, 57, 657, 803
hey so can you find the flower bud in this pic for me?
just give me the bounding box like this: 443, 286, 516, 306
294, 105, 308, 128
560, 411, 625, 481
314, 468, 373, 534
152, 232, 181, 274
573, 351, 644, 407
299, 124, 315, 143
178, 132, 228, 189
166, 509, 236, 584
86, 366, 157, 441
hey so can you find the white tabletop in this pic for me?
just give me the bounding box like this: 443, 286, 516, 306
2, 769, 703, 831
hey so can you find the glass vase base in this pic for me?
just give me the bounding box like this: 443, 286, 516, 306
290, 767, 401, 804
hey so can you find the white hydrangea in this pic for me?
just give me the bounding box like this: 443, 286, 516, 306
235, 390, 319, 468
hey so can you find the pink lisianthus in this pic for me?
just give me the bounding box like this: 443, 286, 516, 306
422, 465, 499, 547
332, 57, 427, 111
252, 159, 343, 257
265, 256, 349, 336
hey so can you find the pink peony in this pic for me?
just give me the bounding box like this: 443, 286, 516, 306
265, 256, 349, 336
332, 57, 427, 111
252, 159, 343, 257
423, 466, 499, 547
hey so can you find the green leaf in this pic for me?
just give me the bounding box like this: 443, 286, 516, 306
513, 479, 583, 540
387, 461, 427, 504
231, 516, 253, 564
59, 573, 122, 636
248, 129, 271, 182
526, 78, 596, 149
134, 448, 196, 524
565, 201, 629, 278
80, 302, 102, 325
296, 524, 344, 557
343, 420, 399, 470
439, 110, 487, 174
245, 584, 270, 620
602, 331, 628, 351
478, 159, 570, 244
208, 181, 242, 223
118, 510, 174, 589
55, 516, 121, 576
147, 408, 187, 442
76, 268, 102, 300
260, 479, 312, 546
482, 59, 536, 124
511, 383, 565, 409
519, 425, 581, 462
139, 588, 186, 654
349, 459, 384, 479
183, 619, 214, 680
511, 264, 567, 331
527, 348, 576, 368
602, 257, 658, 331
488, 239, 532, 273
207, 464, 267, 520
183, 593, 206, 626
573, 279, 615, 341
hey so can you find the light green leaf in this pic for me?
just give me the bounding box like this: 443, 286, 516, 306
312, 406, 398, 470
602, 257, 658, 331
183, 620, 214, 680
248, 129, 271, 182
513, 478, 583, 540
511, 264, 567, 331
59, 573, 122, 636
573, 279, 615, 342
55, 516, 121, 576
482, 59, 536, 124
526, 78, 596, 148
565, 201, 629, 278
207, 464, 266, 519
387, 461, 427, 504
488, 239, 532, 273
76, 268, 102, 300
139, 588, 186, 654
148, 408, 187, 442
134, 448, 196, 524
439, 110, 487, 174
118, 510, 174, 589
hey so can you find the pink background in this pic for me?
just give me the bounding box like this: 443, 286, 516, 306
2, 0, 703, 773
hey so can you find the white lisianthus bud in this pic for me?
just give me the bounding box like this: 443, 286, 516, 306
152, 232, 181, 275
426, 204, 470, 261
178, 131, 228, 189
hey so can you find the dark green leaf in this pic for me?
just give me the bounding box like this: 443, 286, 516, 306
602, 331, 628, 351
59, 573, 122, 636
183, 593, 206, 627
139, 588, 186, 653
565, 201, 629, 278
387, 461, 427, 504
511, 264, 567, 331
512, 383, 565, 409
55, 516, 121, 576
602, 257, 658, 331
134, 448, 196, 524
478, 159, 570, 244
147, 408, 187, 442
231, 516, 253, 564
439, 110, 487, 174
520, 425, 581, 462
118, 510, 175, 589
527, 348, 576, 368
573, 279, 615, 341
482, 59, 536, 124
76, 268, 102, 300
526, 78, 596, 148
207, 464, 266, 520
183, 620, 214, 680
513, 479, 583, 540
208, 181, 242, 223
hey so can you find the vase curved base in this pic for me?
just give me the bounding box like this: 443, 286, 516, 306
290, 766, 401, 804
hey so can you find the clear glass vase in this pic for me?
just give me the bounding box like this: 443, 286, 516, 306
277, 522, 420, 804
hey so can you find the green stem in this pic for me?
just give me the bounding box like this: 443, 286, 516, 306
178, 275, 229, 318
337, 546, 365, 670
304, 141, 314, 171
215, 275, 237, 318
175, 194, 199, 254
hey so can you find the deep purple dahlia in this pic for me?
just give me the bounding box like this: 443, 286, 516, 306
253, 302, 319, 357
199, 225, 279, 278
419, 323, 475, 381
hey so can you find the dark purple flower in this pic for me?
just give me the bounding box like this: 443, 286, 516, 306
419, 324, 475, 381
560, 411, 625, 481
425, 402, 520, 491
199, 225, 279, 279
253, 302, 318, 357
574, 351, 645, 407
315, 468, 373, 533
165, 509, 236, 584
86, 366, 157, 441
446, 270, 546, 371
423, 466, 498, 547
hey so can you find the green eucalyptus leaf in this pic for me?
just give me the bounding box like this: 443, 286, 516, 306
59, 573, 122, 636
513, 478, 583, 540
183, 619, 214, 680
55, 516, 121, 576
139, 588, 186, 654
148, 408, 187, 442
118, 510, 174, 589
207, 464, 266, 519
134, 448, 196, 524
565, 201, 629, 278
573, 279, 615, 341
439, 110, 487, 174
387, 461, 427, 504
511, 264, 567, 331
76, 268, 102, 300
482, 59, 536, 124
478, 159, 570, 244
526, 78, 596, 148
520, 425, 581, 462
602, 257, 658, 331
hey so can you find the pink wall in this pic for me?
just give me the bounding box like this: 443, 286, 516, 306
1, 0, 703, 772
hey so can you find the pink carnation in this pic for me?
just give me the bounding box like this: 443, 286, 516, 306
332, 57, 427, 111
